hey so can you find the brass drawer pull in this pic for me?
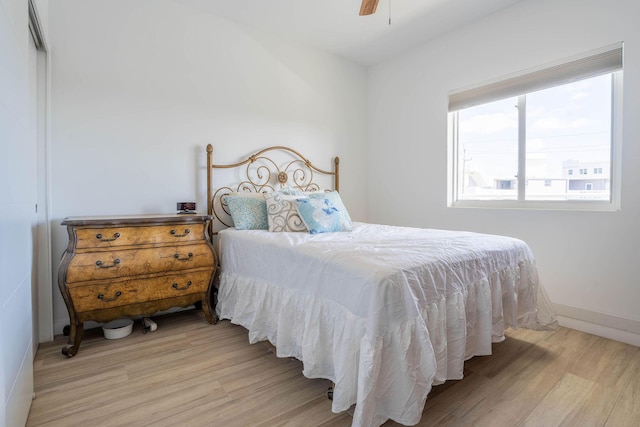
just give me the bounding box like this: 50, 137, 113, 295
97, 291, 122, 302
96, 232, 121, 242
170, 229, 191, 237
96, 259, 121, 268
172, 281, 192, 291
173, 252, 193, 261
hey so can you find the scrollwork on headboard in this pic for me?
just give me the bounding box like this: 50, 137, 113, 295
206, 144, 340, 233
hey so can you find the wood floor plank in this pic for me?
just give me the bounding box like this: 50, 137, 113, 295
456, 347, 567, 426
257, 396, 347, 427
91, 378, 229, 427
520, 373, 610, 427
605, 358, 640, 427
569, 336, 640, 390
27, 310, 640, 427
213, 375, 330, 427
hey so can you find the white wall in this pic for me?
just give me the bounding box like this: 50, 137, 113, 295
367, 0, 640, 345
48, 0, 368, 334
0, 0, 37, 424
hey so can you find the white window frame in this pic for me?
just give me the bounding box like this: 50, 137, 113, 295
447, 43, 623, 211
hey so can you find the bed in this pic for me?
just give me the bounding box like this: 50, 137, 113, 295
206, 144, 557, 427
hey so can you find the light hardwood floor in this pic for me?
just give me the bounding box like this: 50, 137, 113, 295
28, 310, 640, 427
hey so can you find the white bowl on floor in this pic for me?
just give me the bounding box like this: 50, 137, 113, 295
102, 318, 134, 339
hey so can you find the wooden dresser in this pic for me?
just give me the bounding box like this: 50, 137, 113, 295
58, 214, 217, 357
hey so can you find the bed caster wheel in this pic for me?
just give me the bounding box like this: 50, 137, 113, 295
327, 386, 333, 401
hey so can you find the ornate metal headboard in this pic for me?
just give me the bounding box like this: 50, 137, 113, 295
206, 144, 340, 233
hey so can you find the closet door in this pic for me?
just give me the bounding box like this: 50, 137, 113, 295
0, 5, 38, 425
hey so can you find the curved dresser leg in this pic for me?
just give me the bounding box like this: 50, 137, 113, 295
202, 297, 218, 325
61, 322, 83, 357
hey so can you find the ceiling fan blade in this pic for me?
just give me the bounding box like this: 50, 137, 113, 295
359, 0, 379, 16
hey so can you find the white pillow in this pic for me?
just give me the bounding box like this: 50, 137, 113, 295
264, 193, 308, 232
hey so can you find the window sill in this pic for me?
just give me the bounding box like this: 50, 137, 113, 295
449, 200, 619, 212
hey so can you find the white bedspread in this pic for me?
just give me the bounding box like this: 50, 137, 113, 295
216, 222, 556, 427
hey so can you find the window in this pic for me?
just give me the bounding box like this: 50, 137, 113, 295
448, 44, 622, 210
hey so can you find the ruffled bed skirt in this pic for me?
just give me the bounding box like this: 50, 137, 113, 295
216, 260, 556, 427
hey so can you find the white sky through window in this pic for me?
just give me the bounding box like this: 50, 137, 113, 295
456, 73, 612, 201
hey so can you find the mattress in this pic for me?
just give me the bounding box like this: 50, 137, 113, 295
216, 222, 556, 427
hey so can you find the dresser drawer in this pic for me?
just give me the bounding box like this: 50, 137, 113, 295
75, 224, 206, 249
65, 244, 214, 283
68, 269, 212, 312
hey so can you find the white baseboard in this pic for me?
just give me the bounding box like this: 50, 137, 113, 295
553, 303, 640, 347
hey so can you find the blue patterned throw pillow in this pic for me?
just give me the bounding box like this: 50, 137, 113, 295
294, 198, 343, 234
307, 191, 352, 231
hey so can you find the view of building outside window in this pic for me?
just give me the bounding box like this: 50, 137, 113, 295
456, 73, 612, 202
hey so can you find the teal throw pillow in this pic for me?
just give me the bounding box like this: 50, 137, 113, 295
225, 195, 268, 230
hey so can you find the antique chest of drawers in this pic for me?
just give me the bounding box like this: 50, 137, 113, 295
58, 214, 217, 357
